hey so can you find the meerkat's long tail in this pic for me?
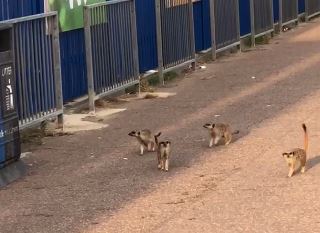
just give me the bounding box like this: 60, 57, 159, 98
302, 123, 308, 153
154, 132, 162, 146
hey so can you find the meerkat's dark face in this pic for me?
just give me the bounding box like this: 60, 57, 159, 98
128, 131, 140, 137
282, 152, 294, 159
159, 141, 171, 147
203, 123, 215, 129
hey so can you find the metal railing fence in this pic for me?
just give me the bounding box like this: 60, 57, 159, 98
210, 0, 240, 59
84, 0, 140, 112
280, 0, 298, 27
305, 0, 320, 19
156, 0, 196, 84
0, 12, 63, 129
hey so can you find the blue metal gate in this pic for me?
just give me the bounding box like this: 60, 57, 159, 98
298, 0, 305, 14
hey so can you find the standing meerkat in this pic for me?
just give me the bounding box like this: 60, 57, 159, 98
154, 133, 171, 172
128, 130, 161, 155
282, 124, 308, 178
203, 123, 239, 148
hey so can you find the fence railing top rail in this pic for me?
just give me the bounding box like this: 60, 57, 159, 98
0, 12, 57, 24
84, 0, 132, 9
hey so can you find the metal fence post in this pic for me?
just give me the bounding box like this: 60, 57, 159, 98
209, 0, 217, 60
249, 0, 255, 47
52, 13, 64, 128
279, 0, 283, 33
130, 0, 141, 88
188, 0, 196, 70
84, 6, 95, 113
155, 0, 164, 85
305, 0, 309, 21
235, 0, 241, 51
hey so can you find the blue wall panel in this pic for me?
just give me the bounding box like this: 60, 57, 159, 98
239, 0, 251, 36
193, 0, 211, 52
135, 0, 158, 73
60, 30, 88, 102
299, 0, 305, 14
273, 0, 279, 23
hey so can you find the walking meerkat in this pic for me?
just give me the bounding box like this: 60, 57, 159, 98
203, 123, 239, 147
128, 130, 161, 155
155, 132, 171, 172
282, 124, 308, 178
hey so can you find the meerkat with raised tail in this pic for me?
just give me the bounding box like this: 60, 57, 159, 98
128, 130, 161, 155
203, 123, 239, 148
155, 137, 171, 172
282, 124, 308, 177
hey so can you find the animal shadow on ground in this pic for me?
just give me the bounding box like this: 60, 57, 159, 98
307, 155, 320, 170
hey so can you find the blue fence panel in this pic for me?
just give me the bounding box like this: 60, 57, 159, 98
135, 0, 158, 73
239, 0, 251, 36
0, 0, 43, 20
273, 0, 279, 23
193, 0, 211, 52
299, 0, 305, 14
60, 30, 88, 102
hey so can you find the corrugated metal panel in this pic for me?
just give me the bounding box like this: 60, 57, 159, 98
60, 29, 88, 102
0, 0, 43, 20
282, 0, 298, 23
214, 0, 240, 49
298, 0, 305, 14
306, 0, 320, 16
135, 0, 158, 73
254, 0, 273, 35
193, 0, 211, 52
239, 0, 251, 36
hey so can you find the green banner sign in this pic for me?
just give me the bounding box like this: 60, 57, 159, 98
47, 0, 106, 32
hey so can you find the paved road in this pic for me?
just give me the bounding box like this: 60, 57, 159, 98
1, 19, 320, 233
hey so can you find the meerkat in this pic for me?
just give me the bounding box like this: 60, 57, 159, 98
128, 130, 161, 155
282, 124, 308, 178
203, 123, 239, 148
154, 133, 171, 171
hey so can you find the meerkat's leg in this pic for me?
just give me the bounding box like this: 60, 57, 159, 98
161, 159, 165, 171
301, 166, 305, 173
288, 163, 295, 177
165, 158, 169, 172
147, 142, 152, 151
225, 134, 232, 145
140, 144, 144, 155
209, 138, 214, 148
214, 136, 220, 145
157, 153, 161, 169
152, 142, 156, 151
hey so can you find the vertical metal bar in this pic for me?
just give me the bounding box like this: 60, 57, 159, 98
51, 14, 63, 127
84, 6, 95, 113
40, 18, 48, 117
155, 0, 164, 85
188, 0, 196, 70
130, 0, 140, 82
249, 0, 255, 47
26, 22, 33, 122
279, 0, 283, 33
14, 25, 25, 124
209, 0, 217, 60
296, 0, 299, 23
305, 0, 309, 21
235, 0, 241, 47
34, 19, 42, 118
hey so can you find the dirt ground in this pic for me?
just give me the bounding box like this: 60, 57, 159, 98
1, 18, 320, 233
